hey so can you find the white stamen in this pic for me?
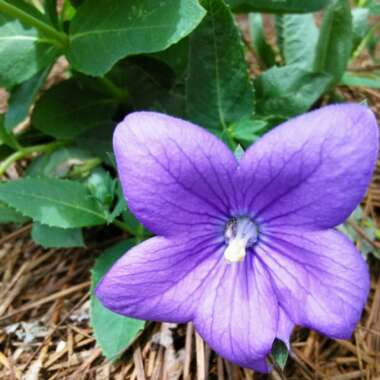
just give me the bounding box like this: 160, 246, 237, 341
224, 217, 258, 264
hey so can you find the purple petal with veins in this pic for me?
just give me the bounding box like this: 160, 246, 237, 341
96, 104, 378, 372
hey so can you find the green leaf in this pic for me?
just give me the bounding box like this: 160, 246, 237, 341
340, 72, 380, 89
226, 0, 329, 13
276, 14, 319, 68
4, 66, 50, 131
352, 8, 370, 53
186, 0, 254, 130
271, 339, 288, 370
0, 177, 107, 228
0, 115, 20, 149
0, 201, 29, 224
67, 0, 206, 76
248, 14, 276, 69
148, 38, 189, 77
0, 7, 58, 88
43, 0, 59, 29
32, 79, 117, 139
84, 168, 115, 211
31, 222, 84, 248
254, 65, 332, 118
26, 147, 94, 178
91, 240, 145, 361
313, 0, 353, 87
230, 117, 270, 146
76, 122, 115, 165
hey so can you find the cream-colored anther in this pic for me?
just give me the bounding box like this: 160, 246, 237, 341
223, 217, 258, 264
224, 236, 249, 263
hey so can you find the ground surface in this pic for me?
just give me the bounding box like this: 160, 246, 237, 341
1, 16, 380, 380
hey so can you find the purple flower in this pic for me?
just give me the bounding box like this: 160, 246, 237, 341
96, 104, 378, 372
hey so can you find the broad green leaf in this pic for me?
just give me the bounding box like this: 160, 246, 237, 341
0, 177, 107, 228
226, 0, 329, 13
0, 8, 58, 88
32, 222, 84, 248
32, 79, 117, 139
67, 0, 206, 76
254, 65, 332, 118
0, 201, 29, 224
340, 72, 380, 89
186, 0, 254, 130
0, 115, 20, 149
248, 14, 276, 69
26, 147, 94, 178
314, 0, 353, 87
91, 240, 145, 361
230, 118, 270, 146
4, 66, 50, 131
76, 122, 115, 165
352, 7, 370, 53
110, 60, 170, 111
276, 14, 318, 68
271, 339, 288, 370
148, 38, 189, 77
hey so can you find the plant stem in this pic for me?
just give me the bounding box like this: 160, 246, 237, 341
97, 77, 129, 102
0, 141, 66, 178
112, 219, 135, 234
351, 20, 380, 63
0, 0, 68, 48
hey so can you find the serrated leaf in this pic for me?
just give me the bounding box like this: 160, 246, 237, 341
91, 240, 145, 361
271, 339, 288, 370
5, 66, 50, 131
0, 201, 29, 224
248, 14, 276, 69
314, 0, 353, 87
26, 147, 94, 178
0, 177, 107, 228
32, 79, 117, 139
67, 0, 206, 76
254, 65, 332, 118
226, 0, 329, 13
186, 0, 254, 130
32, 222, 84, 248
0, 4, 58, 88
276, 14, 319, 68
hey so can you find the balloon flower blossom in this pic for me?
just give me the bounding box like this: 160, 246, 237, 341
97, 104, 378, 371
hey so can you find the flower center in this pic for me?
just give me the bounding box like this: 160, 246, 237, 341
224, 217, 259, 264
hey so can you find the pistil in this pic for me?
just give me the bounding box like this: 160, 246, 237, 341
224, 217, 258, 264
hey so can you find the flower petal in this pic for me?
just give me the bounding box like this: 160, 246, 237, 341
257, 229, 370, 339
96, 235, 224, 323
238, 104, 378, 230
277, 308, 294, 349
193, 255, 278, 371
113, 112, 238, 236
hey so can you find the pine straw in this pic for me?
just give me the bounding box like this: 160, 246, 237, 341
0, 115, 380, 380
1, 20, 380, 379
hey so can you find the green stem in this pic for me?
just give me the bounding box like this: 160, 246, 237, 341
351, 21, 380, 63
97, 77, 129, 102
0, 141, 66, 177
112, 219, 135, 234
0, 0, 68, 48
